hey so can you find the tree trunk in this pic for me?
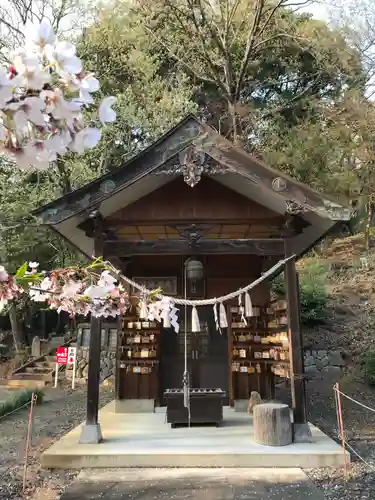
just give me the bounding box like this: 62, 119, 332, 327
253, 403, 292, 446
364, 200, 373, 250
9, 303, 26, 352
228, 101, 239, 145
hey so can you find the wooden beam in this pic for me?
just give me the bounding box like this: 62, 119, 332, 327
284, 238, 312, 443
289, 220, 336, 257
79, 215, 104, 444
103, 217, 288, 228
103, 238, 285, 256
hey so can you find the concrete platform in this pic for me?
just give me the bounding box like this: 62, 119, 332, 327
42, 402, 349, 469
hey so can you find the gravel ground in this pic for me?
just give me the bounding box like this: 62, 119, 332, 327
0, 384, 114, 500
304, 373, 375, 500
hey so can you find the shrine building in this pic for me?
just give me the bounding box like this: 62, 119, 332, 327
34, 115, 351, 452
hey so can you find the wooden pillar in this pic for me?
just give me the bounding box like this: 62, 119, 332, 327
79, 214, 104, 444
284, 240, 312, 443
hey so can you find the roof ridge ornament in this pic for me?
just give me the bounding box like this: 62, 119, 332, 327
153, 145, 229, 187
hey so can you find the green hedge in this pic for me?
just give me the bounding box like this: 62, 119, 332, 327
272, 260, 328, 327
0, 388, 44, 420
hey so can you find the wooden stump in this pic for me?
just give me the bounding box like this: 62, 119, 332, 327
253, 403, 292, 446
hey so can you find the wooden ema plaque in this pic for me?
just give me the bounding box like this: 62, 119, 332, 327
228, 299, 290, 404
117, 315, 161, 403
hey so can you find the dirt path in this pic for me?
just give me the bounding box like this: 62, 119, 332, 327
0, 385, 114, 500
60, 468, 324, 500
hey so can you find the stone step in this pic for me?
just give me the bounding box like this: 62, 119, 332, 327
6, 378, 47, 388
34, 361, 52, 368
11, 372, 53, 381
24, 367, 53, 374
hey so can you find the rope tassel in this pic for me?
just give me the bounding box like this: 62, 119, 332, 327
191, 306, 200, 333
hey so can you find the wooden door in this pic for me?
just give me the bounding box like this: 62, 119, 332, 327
160, 306, 229, 402
196, 307, 228, 398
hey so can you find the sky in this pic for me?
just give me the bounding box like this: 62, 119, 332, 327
301, 2, 330, 21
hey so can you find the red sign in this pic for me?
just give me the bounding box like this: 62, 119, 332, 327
56, 347, 68, 364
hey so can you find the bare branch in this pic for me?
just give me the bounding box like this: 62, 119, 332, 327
0, 0, 90, 60
234, 0, 266, 99
142, 23, 221, 88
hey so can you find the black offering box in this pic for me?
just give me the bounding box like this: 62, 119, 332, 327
164, 388, 226, 428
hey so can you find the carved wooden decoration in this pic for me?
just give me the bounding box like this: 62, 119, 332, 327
153, 146, 229, 187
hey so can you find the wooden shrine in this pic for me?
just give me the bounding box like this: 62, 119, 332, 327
33, 114, 352, 444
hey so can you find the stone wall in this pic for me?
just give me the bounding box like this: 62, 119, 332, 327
304, 348, 346, 379
65, 347, 116, 384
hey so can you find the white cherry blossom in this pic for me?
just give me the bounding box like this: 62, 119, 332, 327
99, 96, 116, 124
13, 50, 51, 90
0, 266, 8, 281
98, 270, 117, 291
31, 20, 56, 52
0, 123, 6, 142
0, 20, 117, 170
45, 41, 82, 76
84, 285, 109, 299
44, 132, 70, 156
0, 68, 16, 107
80, 74, 100, 104
6, 97, 46, 129
40, 88, 81, 121
28, 262, 39, 273
62, 281, 82, 297
14, 141, 53, 169
69, 127, 101, 153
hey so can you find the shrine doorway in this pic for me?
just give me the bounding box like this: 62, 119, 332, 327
159, 306, 228, 404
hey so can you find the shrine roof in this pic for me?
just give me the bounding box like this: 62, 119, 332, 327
33, 114, 353, 257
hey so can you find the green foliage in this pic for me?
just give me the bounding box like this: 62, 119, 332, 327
363, 350, 375, 385
0, 388, 44, 420
272, 260, 329, 326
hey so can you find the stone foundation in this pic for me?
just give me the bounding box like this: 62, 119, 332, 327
303, 349, 345, 379
114, 399, 155, 413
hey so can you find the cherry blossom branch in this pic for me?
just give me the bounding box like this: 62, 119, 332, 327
0, 20, 117, 169
0, 260, 131, 319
